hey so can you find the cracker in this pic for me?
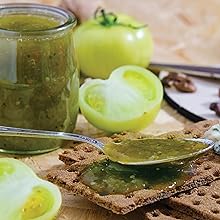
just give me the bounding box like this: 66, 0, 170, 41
166, 179, 220, 220
142, 203, 194, 220
47, 120, 220, 214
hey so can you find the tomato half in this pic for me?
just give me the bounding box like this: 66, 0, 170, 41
79, 65, 163, 133
0, 158, 61, 220
74, 9, 153, 79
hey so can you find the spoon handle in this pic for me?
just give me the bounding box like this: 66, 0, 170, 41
149, 62, 220, 79
0, 126, 104, 150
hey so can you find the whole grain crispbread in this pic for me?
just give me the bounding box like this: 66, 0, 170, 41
166, 179, 220, 220
142, 203, 194, 220
47, 120, 220, 215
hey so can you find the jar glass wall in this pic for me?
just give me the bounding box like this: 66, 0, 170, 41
0, 4, 79, 154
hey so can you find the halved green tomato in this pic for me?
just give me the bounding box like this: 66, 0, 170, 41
19, 181, 61, 220
0, 158, 61, 220
79, 65, 163, 132
0, 158, 36, 185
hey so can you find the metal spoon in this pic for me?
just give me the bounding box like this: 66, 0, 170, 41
0, 125, 214, 166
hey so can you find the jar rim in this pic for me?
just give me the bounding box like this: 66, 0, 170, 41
0, 3, 77, 36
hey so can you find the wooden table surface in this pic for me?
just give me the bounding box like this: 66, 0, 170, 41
1, 0, 220, 219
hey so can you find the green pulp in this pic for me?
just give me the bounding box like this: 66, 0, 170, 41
81, 159, 192, 195
104, 139, 206, 164
0, 14, 79, 153
0, 14, 60, 31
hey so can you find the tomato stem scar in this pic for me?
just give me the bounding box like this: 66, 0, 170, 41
94, 8, 147, 29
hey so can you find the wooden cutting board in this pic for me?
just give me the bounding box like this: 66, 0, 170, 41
1, 0, 220, 219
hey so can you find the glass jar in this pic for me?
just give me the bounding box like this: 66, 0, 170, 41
0, 4, 79, 154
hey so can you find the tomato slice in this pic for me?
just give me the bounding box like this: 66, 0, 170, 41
0, 158, 61, 220
79, 65, 163, 132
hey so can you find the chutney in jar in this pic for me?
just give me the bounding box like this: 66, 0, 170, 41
0, 4, 79, 154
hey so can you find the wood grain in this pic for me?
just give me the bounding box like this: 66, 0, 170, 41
1, 0, 220, 219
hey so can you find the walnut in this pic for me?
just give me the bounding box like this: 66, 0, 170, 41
162, 72, 196, 93
210, 102, 220, 117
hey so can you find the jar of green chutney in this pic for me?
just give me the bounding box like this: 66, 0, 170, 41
0, 4, 79, 154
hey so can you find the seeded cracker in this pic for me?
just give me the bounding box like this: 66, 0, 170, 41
47, 120, 220, 215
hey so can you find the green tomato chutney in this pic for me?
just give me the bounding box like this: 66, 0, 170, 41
103, 139, 207, 164
81, 138, 208, 195
80, 159, 192, 195
0, 5, 79, 154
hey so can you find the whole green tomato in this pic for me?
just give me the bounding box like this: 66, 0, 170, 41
74, 9, 153, 79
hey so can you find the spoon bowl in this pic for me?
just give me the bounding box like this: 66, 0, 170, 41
110, 138, 214, 166
0, 126, 215, 165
